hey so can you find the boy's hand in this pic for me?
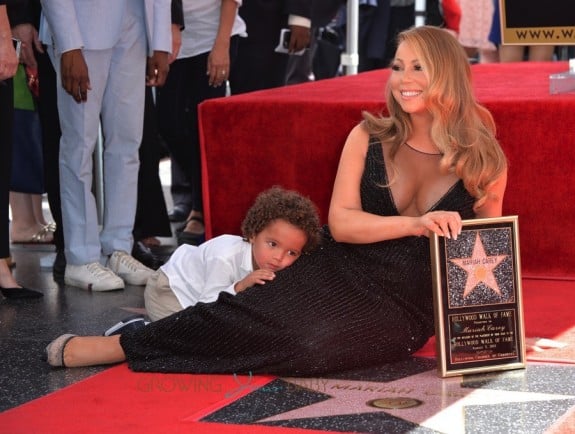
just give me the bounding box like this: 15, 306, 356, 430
235, 269, 276, 293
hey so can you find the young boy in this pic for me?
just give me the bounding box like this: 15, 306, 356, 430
105, 187, 320, 333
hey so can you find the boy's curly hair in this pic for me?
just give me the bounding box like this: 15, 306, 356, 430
241, 186, 321, 253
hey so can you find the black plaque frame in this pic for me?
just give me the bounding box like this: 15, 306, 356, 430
430, 216, 526, 377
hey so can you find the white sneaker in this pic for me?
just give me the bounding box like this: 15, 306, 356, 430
65, 262, 125, 292
107, 251, 154, 286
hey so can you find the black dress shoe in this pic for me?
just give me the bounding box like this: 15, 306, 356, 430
1, 287, 43, 299
168, 206, 190, 223
132, 241, 164, 270
176, 230, 205, 246
52, 250, 66, 279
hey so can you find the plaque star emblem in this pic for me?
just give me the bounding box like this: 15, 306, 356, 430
450, 232, 507, 298
256, 369, 574, 433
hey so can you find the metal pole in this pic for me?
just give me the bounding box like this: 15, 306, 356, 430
415, 0, 426, 27
342, 0, 359, 75
94, 124, 104, 224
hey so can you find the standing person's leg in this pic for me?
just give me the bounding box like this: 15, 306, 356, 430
498, 45, 525, 62
0, 77, 42, 297
31, 193, 49, 226
527, 45, 555, 61
52, 45, 125, 292
9, 192, 54, 243
156, 58, 206, 244
99, 0, 153, 285
53, 49, 109, 267
99, 74, 144, 257
133, 86, 172, 244
0, 80, 14, 276
168, 158, 193, 222
158, 47, 234, 245
132, 87, 172, 270
99, 0, 146, 257
36, 48, 65, 275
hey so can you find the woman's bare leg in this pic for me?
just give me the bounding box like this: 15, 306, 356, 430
527, 45, 555, 61
63, 335, 126, 367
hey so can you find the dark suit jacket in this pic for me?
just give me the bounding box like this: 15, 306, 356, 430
7, 0, 40, 27
238, 0, 313, 43
312, 0, 344, 28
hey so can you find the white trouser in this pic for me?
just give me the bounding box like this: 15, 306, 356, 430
52, 0, 147, 265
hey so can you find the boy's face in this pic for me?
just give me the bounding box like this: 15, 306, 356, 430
249, 219, 308, 272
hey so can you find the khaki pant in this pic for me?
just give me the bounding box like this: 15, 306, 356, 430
144, 270, 183, 321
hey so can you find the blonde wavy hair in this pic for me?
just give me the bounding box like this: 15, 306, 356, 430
362, 25, 507, 210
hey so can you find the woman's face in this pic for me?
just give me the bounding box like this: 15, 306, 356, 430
389, 41, 429, 115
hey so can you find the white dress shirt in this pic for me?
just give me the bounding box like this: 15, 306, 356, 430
161, 234, 253, 308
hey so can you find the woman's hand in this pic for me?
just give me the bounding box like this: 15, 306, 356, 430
11, 23, 43, 69
417, 211, 462, 239
0, 34, 18, 81
206, 42, 229, 87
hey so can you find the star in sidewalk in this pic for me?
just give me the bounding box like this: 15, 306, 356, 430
450, 232, 507, 298
257, 369, 574, 433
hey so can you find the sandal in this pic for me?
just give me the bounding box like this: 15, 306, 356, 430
11, 224, 55, 245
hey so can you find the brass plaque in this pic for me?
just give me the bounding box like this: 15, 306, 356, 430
430, 216, 526, 377
367, 398, 422, 409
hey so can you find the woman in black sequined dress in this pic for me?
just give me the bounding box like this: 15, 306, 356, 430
46, 26, 508, 375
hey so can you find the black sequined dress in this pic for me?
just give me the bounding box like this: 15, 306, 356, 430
120, 141, 476, 376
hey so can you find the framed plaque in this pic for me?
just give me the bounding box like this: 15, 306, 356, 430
430, 216, 526, 377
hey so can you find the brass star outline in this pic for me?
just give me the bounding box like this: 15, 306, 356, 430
449, 231, 507, 298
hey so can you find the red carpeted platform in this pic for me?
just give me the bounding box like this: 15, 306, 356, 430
1, 278, 573, 434
198, 62, 575, 279
2, 64, 574, 433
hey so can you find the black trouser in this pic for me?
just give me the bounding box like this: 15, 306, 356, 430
36, 49, 64, 251
132, 87, 171, 241
157, 37, 239, 214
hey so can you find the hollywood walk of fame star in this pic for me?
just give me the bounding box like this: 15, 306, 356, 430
256, 369, 575, 433
450, 231, 508, 298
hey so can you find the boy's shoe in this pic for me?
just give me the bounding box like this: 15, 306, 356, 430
103, 315, 149, 336
107, 251, 154, 286
65, 262, 125, 292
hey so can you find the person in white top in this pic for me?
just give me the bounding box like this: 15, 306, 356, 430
156, 0, 247, 247
144, 186, 321, 321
